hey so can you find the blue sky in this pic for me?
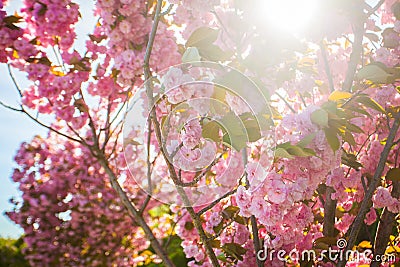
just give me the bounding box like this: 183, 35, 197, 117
0, 0, 95, 238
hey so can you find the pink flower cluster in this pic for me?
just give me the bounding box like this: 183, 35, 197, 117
96, 0, 180, 86
8, 134, 159, 266
373, 186, 400, 213
21, 0, 80, 49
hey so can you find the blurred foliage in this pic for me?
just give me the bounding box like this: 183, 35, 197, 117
0, 237, 30, 267
143, 235, 189, 267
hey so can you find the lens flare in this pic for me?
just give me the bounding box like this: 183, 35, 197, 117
259, 0, 317, 34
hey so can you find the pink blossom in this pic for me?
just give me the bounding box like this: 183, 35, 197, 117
364, 208, 377, 225
373, 186, 395, 209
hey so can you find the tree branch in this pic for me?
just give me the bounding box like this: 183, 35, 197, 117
342, 21, 364, 91
197, 188, 237, 216
337, 113, 400, 267
320, 40, 335, 93
142, 1, 221, 265
370, 181, 400, 267
323, 186, 337, 237
242, 149, 264, 267
96, 153, 175, 267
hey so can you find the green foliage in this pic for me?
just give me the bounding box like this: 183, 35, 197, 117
142, 235, 188, 267
0, 237, 30, 267
273, 141, 316, 159
386, 168, 400, 182
202, 112, 264, 152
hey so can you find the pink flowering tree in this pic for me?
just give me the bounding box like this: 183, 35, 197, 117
1, 0, 400, 266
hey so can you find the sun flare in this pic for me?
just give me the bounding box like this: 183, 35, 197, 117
260, 0, 318, 34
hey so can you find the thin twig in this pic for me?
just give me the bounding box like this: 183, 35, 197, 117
7, 64, 22, 97
197, 188, 237, 216
275, 91, 296, 113
366, 0, 385, 16
0, 101, 22, 112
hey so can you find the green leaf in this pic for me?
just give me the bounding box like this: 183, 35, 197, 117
186, 27, 219, 48
3, 15, 23, 25
343, 130, 356, 146
217, 253, 228, 262
233, 215, 247, 225
220, 112, 247, 151
341, 152, 363, 170
89, 34, 107, 43
222, 243, 247, 261
182, 47, 201, 63
286, 145, 316, 157
297, 132, 316, 148
324, 128, 340, 151
222, 133, 247, 152
311, 109, 329, 127
210, 240, 221, 248
198, 44, 233, 62
148, 204, 170, 218
313, 237, 338, 249
222, 206, 239, 219
202, 120, 221, 143
274, 148, 294, 159
357, 64, 392, 84
382, 28, 398, 48
242, 118, 262, 142
184, 221, 194, 231
345, 122, 364, 134
386, 168, 400, 182
365, 32, 380, 43
356, 95, 386, 113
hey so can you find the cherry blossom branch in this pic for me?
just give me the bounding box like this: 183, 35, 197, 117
275, 91, 296, 113
142, 1, 221, 265
7, 64, 22, 97
95, 153, 176, 267
0, 100, 84, 144
323, 186, 337, 237
342, 21, 364, 91
320, 38, 337, 236
242, 148, 264, 267
366, 0, 385, 16
0, 100, 22, 112
139, 118, 154, 215
371, 181, 400, 267
197, 188, 237, 216
337, 113, 400, 267
180, 150, 226, 187
320, 40, 334, 93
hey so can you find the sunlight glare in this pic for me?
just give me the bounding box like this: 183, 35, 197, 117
260, 0, 318, 34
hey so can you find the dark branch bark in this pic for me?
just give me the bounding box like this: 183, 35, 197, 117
342, 22, 364, 91
323, 186, 337, 237
370, 181, 400, 267
320, 41, 334, 93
